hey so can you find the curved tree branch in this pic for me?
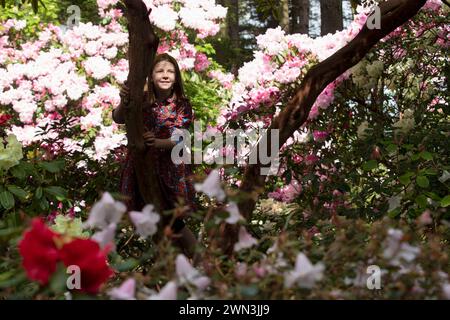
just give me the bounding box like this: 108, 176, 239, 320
219, 0, 428, 254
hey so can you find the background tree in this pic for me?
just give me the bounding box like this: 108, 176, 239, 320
290, 0, 310, 35
320, 0, 343, 35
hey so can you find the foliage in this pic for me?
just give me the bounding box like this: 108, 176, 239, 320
0, 0, 449, 300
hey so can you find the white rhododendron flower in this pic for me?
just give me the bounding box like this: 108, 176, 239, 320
383, 229, 421, 267
129, 204, 160, 238
176, 254, 210, 291
284, 253, 325, 289
84, 192, 126, 229
108, 278, 136, 300
84, 56, 111, 80
357, 121, 370, 139
148, 281, 178, 300
225, 201, 244, 224
92, 223, 117, 250
234, 226, 258, 252
194, 169, 226, 201
150, 5, 178, 31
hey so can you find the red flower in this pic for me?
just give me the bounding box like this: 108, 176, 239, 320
0, 114, 12, 126
19, 218, 60, 285
59, 239, 114, 294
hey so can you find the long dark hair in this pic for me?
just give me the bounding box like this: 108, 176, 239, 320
147, 53, 187, 105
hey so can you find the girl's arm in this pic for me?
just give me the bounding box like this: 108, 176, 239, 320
112, 102, 126, 124
113, 83, 151, 124
143, 131, 176, 150
112, 83, 129, 124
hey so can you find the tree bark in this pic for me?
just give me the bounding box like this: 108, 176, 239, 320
124, 0, 166, 212
320, 0, 343, 35
280, 0, 290, 32
219, 0, 427, 254
291, 0, 310, 35
227, 0, 240, 49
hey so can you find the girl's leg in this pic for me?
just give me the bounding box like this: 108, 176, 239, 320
175, 226, 201, 266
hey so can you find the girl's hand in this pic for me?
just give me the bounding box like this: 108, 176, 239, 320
119, 82, 130, 105
143, 131, 155, 147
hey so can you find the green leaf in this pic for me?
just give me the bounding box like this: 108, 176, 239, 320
441, 195, 450, 208
416, 176, 430, 188
420, 151, 433, 161
113, 258, 139, 272
362, 160, 378, 171
285, 170, 292, 185
38, 159, 65, 173
10, 165, 26, 180
35, 187, 42, 199
388, 208, 401, 218
386, 144, 397, 154
411, 153, 421, 161
0, 191, 15, 210
399, 172, 414, 185
421, 168, 437, 176
415, 195, 428, 208
403, 144, 414, 150
7, 185, 28, 200
0, 272, 27, 289
43, 186, 68, 201
0, 227, 22, 240
424, 192, 441, 202
38, 197, 49, 211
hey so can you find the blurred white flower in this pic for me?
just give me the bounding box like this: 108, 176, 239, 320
194, 169, 226, 201
84, 192, 126, 229
284, 253, 325, 289
108, 278, 136, 300
176, 254, 210, 291
148, 281, 178, 300
357, 121, 370, 139
234, 226, 258, 252
442, 283, 450, 300
225, 201, 244, 224
92, 223, 116, 250
129, 204, 160, 238
439, 170, 450, 183
383, 229, 421, 267
393, 109, 415, 134
388, 194, 402, 212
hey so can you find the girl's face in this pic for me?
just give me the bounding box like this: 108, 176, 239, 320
152, 60, 176, 93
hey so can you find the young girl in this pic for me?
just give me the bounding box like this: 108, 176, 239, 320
112, 53, 197, 258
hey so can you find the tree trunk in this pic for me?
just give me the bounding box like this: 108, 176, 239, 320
291, 0, 310, 35
320, 0, 343, 35
124, 0, 167, 212
219, 0, 427, 254
217, 0, 240, 74
227, 0, 240, 49
280, 0, 290, 32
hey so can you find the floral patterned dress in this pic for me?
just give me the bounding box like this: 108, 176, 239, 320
118, 95, 196, 228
